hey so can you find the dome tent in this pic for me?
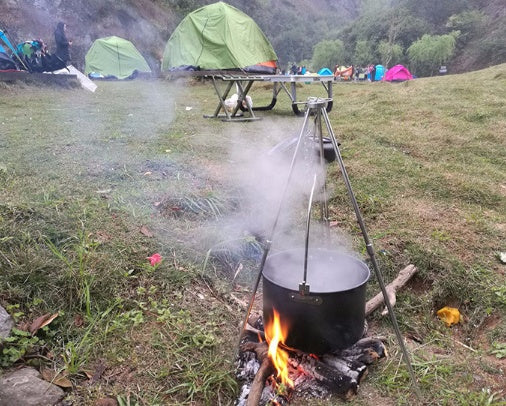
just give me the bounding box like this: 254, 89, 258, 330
85, 36, 151, 80
383, 64, 413, 82
317, 67, 333, 75
162, 1, 277, 73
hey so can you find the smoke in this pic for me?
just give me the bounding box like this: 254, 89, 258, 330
218, 115, 353, 261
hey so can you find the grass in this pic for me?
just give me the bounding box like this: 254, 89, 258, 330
1, 65, 505, 405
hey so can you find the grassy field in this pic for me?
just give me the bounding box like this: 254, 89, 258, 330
0, 65, 505, 405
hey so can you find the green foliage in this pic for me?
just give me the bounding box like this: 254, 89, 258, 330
353, 40, 374, 65
402, 0, 470, 27
446, 10, 486, 46
407, 32, 459, 76
377, 40, 404, 66
311, 39, 346, 71
490, 342, 506, 359
1, 328, 40, 367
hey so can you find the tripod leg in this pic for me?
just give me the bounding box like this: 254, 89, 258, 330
321, 107, 422, 401
238, 107, 313, 348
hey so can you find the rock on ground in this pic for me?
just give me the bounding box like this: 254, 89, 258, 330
0, 305, 14, 339
0, 368, 65, 406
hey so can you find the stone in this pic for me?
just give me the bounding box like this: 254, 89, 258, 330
0, 367, 65, 406
0, 305, 14, 339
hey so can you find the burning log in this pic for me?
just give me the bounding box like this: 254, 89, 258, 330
237, 331, 386, 405
240, 341, 274, 406
288, 352, 358, 400
365, 264, 418, 316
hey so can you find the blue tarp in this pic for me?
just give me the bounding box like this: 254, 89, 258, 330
317, 67, 333, 75
0, 30, 18, 55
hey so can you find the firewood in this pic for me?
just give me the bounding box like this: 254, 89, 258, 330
365, 264, 418, 316
289, 353, 358, 400
240, 341, 274, 406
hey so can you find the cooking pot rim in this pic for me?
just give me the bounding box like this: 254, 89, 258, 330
262, 247, 370, 293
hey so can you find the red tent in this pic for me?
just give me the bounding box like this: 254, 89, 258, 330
383, 64, 413, 82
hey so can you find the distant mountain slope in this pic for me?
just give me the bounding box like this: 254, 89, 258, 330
0, 0, 503, 73
0, 0, 360, 70
0, 0, 177, 71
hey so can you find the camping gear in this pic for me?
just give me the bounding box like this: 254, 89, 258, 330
85, 36, 151, 80
383, 64, 413, 82
12, 39, 66, 73
238, 97, 421, 396
334, 65, 352, 79
374, 64, 385, 81
317, 67, 333, 76
0, 50, 16, 70
53, 65, 97, 92
263, 248, 370, 354
199, 73, 333, 121
162, 1, 277, 73
0, 29, 28, 70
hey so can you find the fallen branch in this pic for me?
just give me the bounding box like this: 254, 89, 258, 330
365, 264, 417, 316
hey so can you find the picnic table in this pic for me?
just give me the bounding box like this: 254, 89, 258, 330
168, 71, 334, 121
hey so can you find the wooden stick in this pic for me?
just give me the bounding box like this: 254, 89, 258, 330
365, 264, 417, 317
240, 341, 273, 406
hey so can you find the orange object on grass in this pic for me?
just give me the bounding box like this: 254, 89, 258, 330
436, 306, 461, 326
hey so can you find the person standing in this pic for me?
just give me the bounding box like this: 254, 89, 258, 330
54, 22, 72, 64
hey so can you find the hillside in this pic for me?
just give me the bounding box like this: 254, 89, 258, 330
0, 0, 359, 72
0, 1, 504, 77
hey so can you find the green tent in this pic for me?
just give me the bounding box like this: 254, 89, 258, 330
162, 1, 277, 73
85, 36, 151, 79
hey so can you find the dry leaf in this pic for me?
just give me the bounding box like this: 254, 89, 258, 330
140, 225, 153, 238
41, 369, 73, 388
81, 369, 94, 380
74, 314, 84, 327
30, 313, 58, 335
95, 398, 118, 406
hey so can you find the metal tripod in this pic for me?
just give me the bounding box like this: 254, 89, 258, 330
240, 97, 422, 401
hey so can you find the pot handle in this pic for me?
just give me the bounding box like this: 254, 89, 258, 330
300, 173, 317, 295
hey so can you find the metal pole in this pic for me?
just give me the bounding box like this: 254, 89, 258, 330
320, 105, 422, 401
238, 107, 313, 346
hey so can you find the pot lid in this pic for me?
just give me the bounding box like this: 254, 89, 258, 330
262, 248, 370, 293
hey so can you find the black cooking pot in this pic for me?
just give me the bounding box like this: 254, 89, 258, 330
263, 248, 370, 355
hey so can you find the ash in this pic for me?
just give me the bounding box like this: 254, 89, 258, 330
236, 320, 386, 405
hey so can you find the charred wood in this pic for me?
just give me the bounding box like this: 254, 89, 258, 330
240, 341, 274, 406
289, 352, 358, 400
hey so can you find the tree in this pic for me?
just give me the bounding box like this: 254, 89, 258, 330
407, 32, 459, 76
446, 10, 486, 48
353, 40, 374, 66
311, 39, 346, 71
377, 41, 404, 67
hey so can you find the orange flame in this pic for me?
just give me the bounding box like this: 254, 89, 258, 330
264, 309, 294, 388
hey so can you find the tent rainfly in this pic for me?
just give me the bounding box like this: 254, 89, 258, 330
162, 1, 277, 73
85, 36, 151, 79
383, 64, 413, 82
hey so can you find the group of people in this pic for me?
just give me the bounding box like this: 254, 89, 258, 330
13, 21, 72, 72
286, 63, 307, 75
334, 64, 381, 81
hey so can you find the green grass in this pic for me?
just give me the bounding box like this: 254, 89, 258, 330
1, 66, 506, 404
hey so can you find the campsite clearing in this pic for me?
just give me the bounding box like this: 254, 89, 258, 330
0, 65, 505, 405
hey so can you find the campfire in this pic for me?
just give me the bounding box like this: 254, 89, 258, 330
236, 311, 386, 405
234, 100, 419, 405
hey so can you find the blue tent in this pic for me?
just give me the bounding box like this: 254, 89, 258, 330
318, 67, 333, 76
374, 64, 385, 81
